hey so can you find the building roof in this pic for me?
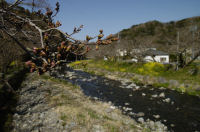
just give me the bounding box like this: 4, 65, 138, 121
145, 49, 169, 56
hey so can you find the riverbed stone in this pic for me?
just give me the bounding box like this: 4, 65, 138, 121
159, 92, 165, 98
134, 74, 144, 82
170, 124, 175, 127
142, 93, 146, 96
110, 106, 115, 109
105, 108, 112, 113
126, 107, 132, 111
148, 77, 158, 85
136, 112, 145, 117
153, 114, 160, 119
129, 112, 136, 116
125, 102, 130, 105
176, 107, 180, 111
138, 117, 144, 123
135, 86, 140, 90
126, 83, 136, 89
169, 80, 179, 88
150, 88, 154, 90
92, 125, 105, 132
142, 76, 151, 84
159, 87, 166, 90
163, 98, 171, 103
152, 94, 158, 98
158, 77, 167, 84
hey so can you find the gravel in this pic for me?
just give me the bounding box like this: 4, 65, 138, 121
12, 75, 64, 132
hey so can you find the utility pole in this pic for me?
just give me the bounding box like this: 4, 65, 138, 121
192, 31, 194, 59
192, 26, 197, 59
190, 20, 197, 59
176, 31, 179, 70
117, 32, 120, 43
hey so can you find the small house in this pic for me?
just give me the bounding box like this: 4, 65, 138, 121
144, 49, 169, 63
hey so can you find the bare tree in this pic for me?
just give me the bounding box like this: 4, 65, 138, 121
0, 0, 118, 74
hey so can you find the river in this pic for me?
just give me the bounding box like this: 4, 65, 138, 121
52, 67, 200, 132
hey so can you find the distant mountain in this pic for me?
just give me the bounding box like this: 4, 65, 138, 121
87, 16, 200, 59
118, 16, 200, 52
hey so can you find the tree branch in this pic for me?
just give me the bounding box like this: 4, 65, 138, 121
1, 28, 33, 57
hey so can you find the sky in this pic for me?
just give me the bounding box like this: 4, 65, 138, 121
21, 0, 200, 40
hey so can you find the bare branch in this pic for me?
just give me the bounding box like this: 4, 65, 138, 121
1, 28, 33, 56
0, 2, 119, 75
8, 0, 24, 9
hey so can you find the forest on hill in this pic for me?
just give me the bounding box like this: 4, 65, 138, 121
119, 16, 200, 52
87, 16, 200, 62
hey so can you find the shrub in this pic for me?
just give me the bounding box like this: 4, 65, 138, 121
138, 62, 165, 76
169, 54, 177, 62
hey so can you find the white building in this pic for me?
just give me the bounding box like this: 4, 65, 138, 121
144, 49, 169, 63
116, 49, 127, 56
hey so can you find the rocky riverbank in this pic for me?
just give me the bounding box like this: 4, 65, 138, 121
59, 66, 200, 131
76, 66, 200, 96
6, 66, 200, 132
12, 73, 63, 132
11, 72, 155, 132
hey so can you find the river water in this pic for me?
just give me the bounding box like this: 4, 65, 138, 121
52, 67, 200, 132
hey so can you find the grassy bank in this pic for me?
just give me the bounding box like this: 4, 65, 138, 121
69, 59, 200, 95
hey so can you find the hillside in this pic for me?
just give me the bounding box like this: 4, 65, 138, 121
119, 16, 200, 52
86, 16, 200, 59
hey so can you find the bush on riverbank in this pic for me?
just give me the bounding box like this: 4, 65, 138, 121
138, 62, 165, 76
